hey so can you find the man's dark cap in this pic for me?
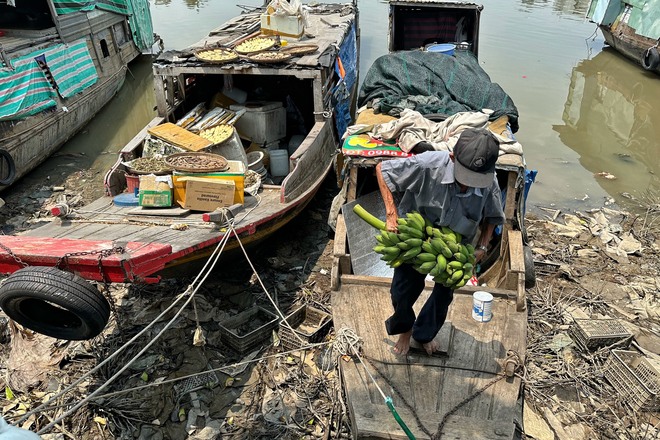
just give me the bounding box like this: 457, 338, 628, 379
453, 128, 499, 188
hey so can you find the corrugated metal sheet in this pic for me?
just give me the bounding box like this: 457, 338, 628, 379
57, 10, 124, 43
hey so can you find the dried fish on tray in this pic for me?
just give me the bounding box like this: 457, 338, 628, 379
165, 152, 229, 173
193, 47, 239, 64
234, 36, 276, 54
245, 51, 292, 64
123, 157, 174, 175
199, 124, 234, 145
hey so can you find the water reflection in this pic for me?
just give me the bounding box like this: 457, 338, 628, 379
518, 0, 591, 16
553, 49, 660, 204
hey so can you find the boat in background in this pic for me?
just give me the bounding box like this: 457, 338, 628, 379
0, 0, 156, 190
0, 2, 359, 341
586, 0, 660, 74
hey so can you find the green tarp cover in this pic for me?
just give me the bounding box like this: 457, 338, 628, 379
358, 50, 519, 132
0, 38, 98, 120
52, 0, 154, 51
0, 58, 57, 121
53, 0, 127, 15
45, 39, 98, 98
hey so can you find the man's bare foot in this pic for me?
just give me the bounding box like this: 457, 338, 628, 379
393, 330, 412, 355
422, 340, 439, 356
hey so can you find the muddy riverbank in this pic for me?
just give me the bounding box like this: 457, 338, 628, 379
1, 169, 659, 439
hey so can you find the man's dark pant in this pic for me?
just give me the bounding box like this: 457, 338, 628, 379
385, 263, 454, 344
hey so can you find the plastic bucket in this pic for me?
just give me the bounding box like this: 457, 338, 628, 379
425, 43, 456, 56
472, 291, 493, 322
125, 174, 139, 195
269, 149, 290, 177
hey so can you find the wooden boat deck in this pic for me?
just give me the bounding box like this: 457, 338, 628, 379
332, 275, 526, 439
0, 187, 305, 282
24, 188, 282, 250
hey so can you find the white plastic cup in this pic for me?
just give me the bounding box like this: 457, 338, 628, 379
472, 291, 493, 322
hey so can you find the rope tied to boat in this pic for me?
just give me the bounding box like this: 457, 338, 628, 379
335, 327, 525, 440
334, 327, 418, 440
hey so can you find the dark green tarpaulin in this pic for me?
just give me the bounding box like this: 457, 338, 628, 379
52, 0, 154, 51
358, 50, 519, 132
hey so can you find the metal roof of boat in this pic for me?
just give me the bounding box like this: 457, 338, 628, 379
155, 3, 357, 70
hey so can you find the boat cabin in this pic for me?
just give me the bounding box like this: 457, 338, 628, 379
388, 0, 482, 56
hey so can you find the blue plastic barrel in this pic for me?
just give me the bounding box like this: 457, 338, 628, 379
425, 43, 456, 56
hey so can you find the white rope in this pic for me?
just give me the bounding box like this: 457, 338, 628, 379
20, 203, 311, 433
18, 228, 233, 429
231, 225, 306, 344
334, 327, 387, 401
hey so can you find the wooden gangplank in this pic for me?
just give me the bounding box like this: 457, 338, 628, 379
332, 275, 526, 439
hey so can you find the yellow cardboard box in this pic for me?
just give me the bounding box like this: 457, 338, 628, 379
172, 160, 245, 206
138, 174, 173, 207
179, 177, 235, 211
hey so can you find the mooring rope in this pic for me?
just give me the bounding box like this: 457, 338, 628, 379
335, 328, 417, 440
15, 219, 232, 427
17, 210, 307, 434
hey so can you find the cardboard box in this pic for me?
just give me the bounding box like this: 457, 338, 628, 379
179, 177, 235, 211
173, 160, 245, 206
138, 174, 173, 207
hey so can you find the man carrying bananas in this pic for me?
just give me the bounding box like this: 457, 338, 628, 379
375, 127, 505, 356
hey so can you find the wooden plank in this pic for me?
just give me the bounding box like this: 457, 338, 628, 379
503, 171, 517, 223
147, 123, 212, 152
334, 213, 348, 257
120, 117, 164, 154
507, 230, 524, 273
332, 275, 526, 439
340, 364, 516, 440
128, 206, 191, 216
347, 167, 358, 201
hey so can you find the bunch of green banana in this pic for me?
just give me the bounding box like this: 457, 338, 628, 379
372, 211, 428, 269
353, 205, 477, 288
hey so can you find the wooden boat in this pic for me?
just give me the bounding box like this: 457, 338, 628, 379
0, 3, 359, 340
0, 0, 156, 190
331, 1, 530, 438
587, 0, 660, 74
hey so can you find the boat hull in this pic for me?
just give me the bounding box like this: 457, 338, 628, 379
600, 24, 660, 75
0, 66, 129, 191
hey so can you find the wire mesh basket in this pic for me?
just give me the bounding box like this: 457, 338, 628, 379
570, 319, 632, 350
279, 305, 332, 351
217, 306, 279, 354
604, 349, 660, 412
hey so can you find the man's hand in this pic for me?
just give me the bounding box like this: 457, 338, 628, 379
386, 213, 398, 232
475, 248, 486, 263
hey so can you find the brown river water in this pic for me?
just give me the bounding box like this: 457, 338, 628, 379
15, 0, 659, 214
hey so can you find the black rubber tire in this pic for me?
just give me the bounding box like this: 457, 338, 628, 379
523, 245, 536, 289
0, 266, 110, 340
0, 149, 16, 186
642, 47, 660, 71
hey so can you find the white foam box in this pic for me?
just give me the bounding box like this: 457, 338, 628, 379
260, 13, 304, 38
230, 101, 286, 144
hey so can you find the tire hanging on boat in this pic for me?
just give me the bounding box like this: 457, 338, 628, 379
0, 266, 110, 340
641, 46, 659, 71
0, 149, 16, 185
